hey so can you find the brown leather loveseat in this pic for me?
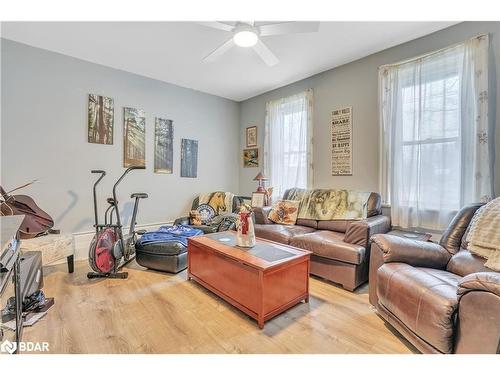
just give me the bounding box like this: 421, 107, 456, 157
254, 189, 390, 291
369, 204, 500, 353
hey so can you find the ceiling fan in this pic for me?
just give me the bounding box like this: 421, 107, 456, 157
199, 21, 320, 66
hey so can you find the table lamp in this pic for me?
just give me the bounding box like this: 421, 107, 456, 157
253, 172, 268, 193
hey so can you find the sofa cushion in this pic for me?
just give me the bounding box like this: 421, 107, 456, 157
289, 230, 366, 265
296, 218, 318, 229
446, 248, 490, 277
377, 263, 461, 353
367, 192, 382, 217
253, 206, 273, 225
254, 224, 316, 245
317, 220, 351, 233
439, 203, 483, 254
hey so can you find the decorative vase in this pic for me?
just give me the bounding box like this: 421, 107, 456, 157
236, 205, 256, 248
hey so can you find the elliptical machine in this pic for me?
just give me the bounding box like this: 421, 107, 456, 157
87, 166, 148, 279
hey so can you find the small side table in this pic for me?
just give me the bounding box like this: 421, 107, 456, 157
387, 229, 432, 242
19, 234, 75, 273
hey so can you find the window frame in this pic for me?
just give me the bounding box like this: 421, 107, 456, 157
264, 89, 313, 198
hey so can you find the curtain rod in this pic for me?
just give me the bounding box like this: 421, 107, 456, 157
378, 33, 488, 69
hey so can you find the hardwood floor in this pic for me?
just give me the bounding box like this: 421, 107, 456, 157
23, 260, 417, 354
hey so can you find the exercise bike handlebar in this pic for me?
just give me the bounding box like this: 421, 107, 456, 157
91, 170, 107, 233
113, 166, 145, 194
112, 166, 146, 227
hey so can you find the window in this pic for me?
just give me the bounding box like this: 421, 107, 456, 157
380, 35, 491, 230
264, 89, 313, 198
399, 59, 461, 212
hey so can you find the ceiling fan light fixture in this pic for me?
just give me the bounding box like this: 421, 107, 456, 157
233, 30, 258, 47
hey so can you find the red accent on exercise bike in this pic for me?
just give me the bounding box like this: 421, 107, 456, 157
94, 228, 117, 273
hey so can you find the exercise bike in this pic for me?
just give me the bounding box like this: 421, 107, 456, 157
87, 166, 148, 279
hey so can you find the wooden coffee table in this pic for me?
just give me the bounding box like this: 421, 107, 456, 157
187, 232, 311, 328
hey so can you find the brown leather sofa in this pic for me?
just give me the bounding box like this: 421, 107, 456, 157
369, 203, 500, 353
253, 189, 390, 291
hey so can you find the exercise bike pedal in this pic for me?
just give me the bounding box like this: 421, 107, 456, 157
87, 271, 129, 279
111, 272, 128, 279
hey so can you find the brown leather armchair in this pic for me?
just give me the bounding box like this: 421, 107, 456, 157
369, 204, 500, 354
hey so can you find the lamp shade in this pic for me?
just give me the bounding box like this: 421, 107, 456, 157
253, 172, 268, 181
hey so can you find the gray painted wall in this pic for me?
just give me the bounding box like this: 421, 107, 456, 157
2, 22, 499, 236
238, 22, 500, 200
1, 39, 240, 233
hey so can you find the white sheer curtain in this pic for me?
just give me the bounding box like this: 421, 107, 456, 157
264, 89, 313, 199
379, 35, 492, 231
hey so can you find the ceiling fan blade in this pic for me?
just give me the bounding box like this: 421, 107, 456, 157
203, 37, 235, 62
198, 22, 234, 32
259, 22, 320, 36
252, 40, 279, 67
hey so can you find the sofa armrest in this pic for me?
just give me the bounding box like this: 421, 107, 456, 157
369, 241, 385, 306
458, 272, 500, 299
455, 272, 500, 354
370, 234, 451, 269
173, 216, 190, 226
344, 215, 391, 248
253, 206, 273, 225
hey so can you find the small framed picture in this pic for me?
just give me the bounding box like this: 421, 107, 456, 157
243, 148, 259, 168
251, 192, 266, 208
246, 126, 257, 147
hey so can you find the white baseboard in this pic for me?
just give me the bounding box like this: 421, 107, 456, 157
58, 220, 173, 264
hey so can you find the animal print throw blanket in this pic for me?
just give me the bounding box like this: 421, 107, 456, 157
466, 197, 500, 271
198, 192, 235, 215
293, 189, 371, 221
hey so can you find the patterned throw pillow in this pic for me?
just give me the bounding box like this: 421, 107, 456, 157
267, 200, 300, 225
196, 204, 216, 224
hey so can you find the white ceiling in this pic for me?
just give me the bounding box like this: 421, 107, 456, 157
1, 21, 458, 101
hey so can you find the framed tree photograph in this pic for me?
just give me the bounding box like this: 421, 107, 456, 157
180, 138, 198, 178
123, 107, 146, 167
246, 126, 257, 147
88, 94, 114, 144
154, 118, 173, 174
243, 148, 259, 168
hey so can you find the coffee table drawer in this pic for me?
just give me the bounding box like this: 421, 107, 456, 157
189, 243, 260, 314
